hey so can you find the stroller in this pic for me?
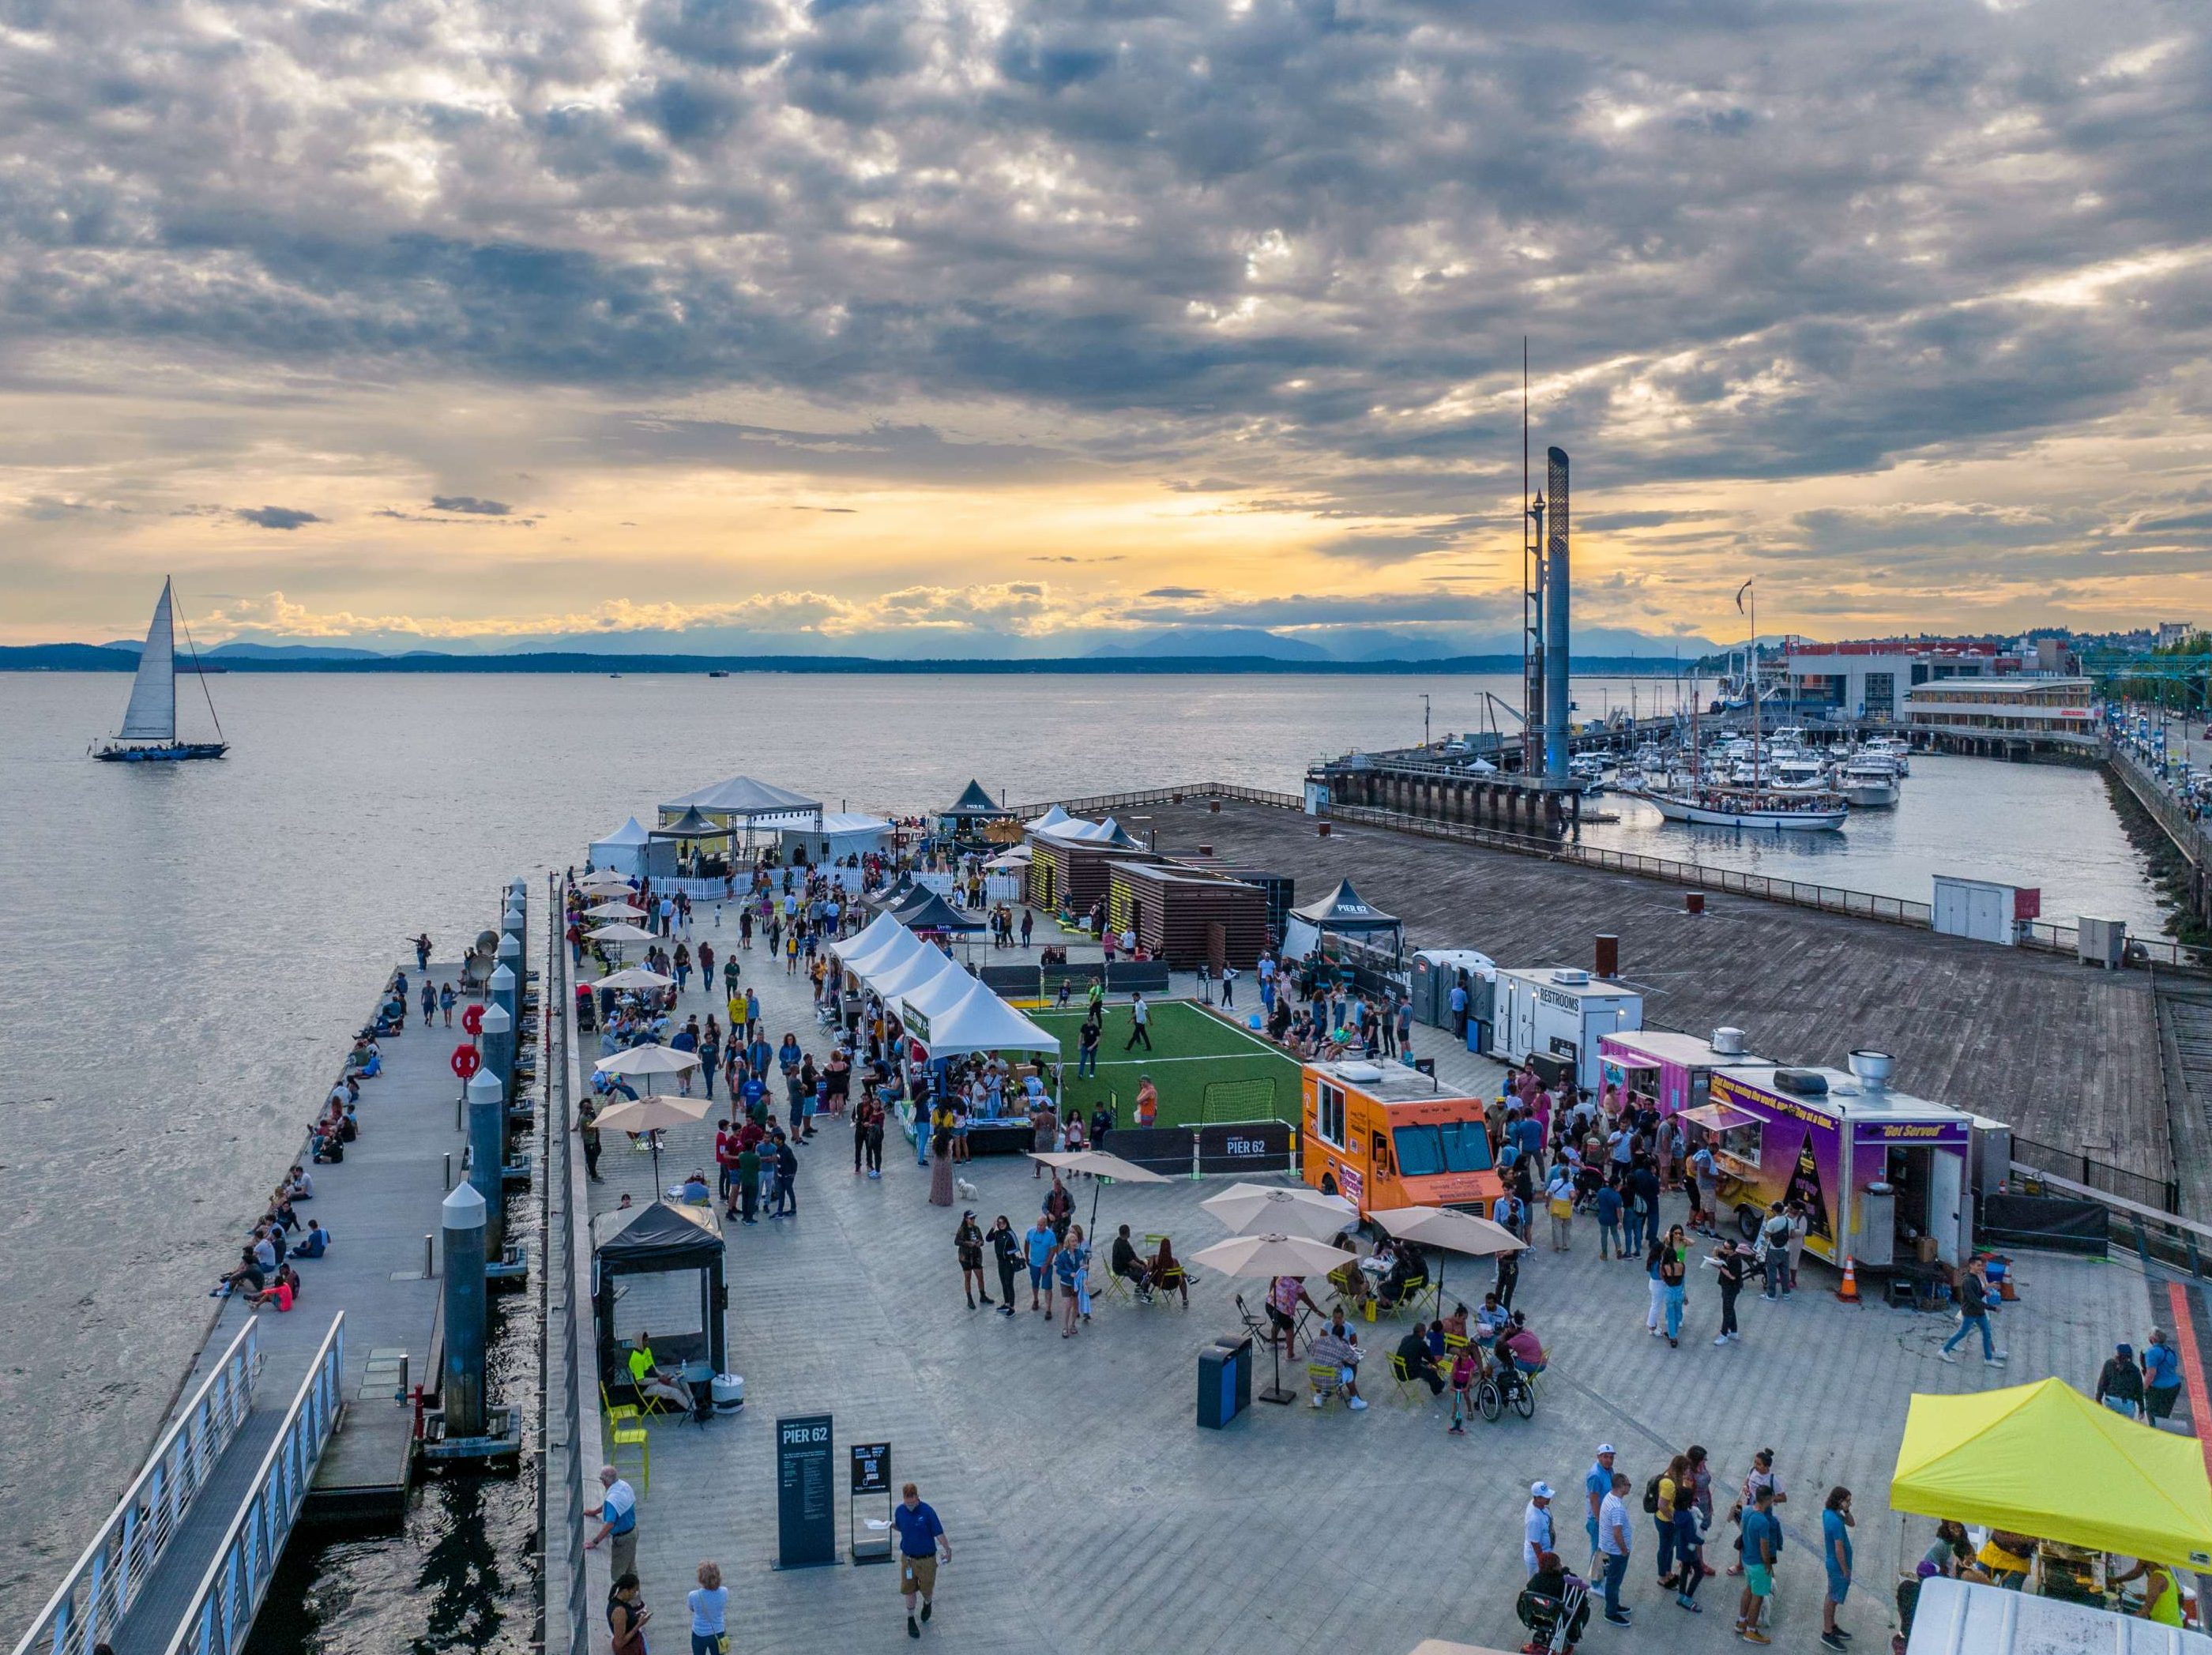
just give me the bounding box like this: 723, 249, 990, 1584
1516, 1578, 1589, 1653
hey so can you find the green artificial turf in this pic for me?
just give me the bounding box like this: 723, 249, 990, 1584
1029, 999, 1303, 1130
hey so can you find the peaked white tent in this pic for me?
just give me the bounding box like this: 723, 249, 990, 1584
661, 774, 822, 822
1026, 803, 1071, 831
875, 947, 962, 1009
908, 978, 1058, 1056
839, 910, 905, 960
841, 925, 927, 984
589, 817, 665, 879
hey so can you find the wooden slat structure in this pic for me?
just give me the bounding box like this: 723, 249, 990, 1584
1135, 799, 2172, 1186
1105, 860, 1270, 968
1025, 837, 1157, 916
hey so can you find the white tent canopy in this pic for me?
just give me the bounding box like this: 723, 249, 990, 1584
870, 945, 961, 1006
907, 977, 1058, 1056
843, 926, 928, 986
589, 816, 656, 878
660, 774, 822, 820
761, 810, 893, 863
837, 910, 905, 961
1034, 813, 1137, 847
893, 955, 976, 1022
1026, 803, 1070, 830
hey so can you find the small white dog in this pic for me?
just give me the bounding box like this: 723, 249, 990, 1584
954, 1176, 980, 1202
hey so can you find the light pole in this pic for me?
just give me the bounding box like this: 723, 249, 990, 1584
1420, 694, 1432, 750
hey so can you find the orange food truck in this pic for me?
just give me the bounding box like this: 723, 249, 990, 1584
1301, 1059, 1504, 1217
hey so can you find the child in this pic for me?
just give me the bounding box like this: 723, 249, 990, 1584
1447, 1347, 1478, 1435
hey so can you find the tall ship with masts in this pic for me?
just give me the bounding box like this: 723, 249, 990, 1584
94, 577, 229, 762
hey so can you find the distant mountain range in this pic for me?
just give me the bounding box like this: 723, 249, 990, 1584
8, 623, 1716, 675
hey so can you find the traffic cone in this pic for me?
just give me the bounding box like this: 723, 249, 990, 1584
1837, 1256, 1860, 1303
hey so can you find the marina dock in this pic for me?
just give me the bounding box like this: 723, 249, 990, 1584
17, 926, 537, 1655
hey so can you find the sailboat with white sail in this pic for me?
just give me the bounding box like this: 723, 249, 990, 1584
94, 578, 229, 762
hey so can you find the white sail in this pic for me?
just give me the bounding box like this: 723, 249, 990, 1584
118, 578, 177, 742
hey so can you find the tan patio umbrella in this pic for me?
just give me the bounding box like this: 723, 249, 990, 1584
1188, 1230, 1354, 1405
590, 1092, 709, 1187
589, 922, 658, 945
595, 1045, 701, 1080
578, 870, 633, 889
585, 901, 649, 920
1028, 1149, 1170, 1239
1202, 1182, 1356, 1243
1372, 1205, 1526, 1313
592, 966, 675, 991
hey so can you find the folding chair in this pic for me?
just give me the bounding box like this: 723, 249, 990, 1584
600, 1386, 651, 1493
1235, 1294, 1275, 1348
1307, 1362, 1344, 1408
1097, 1268, 1132, 1304
620, 1360, 674, 1420
1386, 1352, 1423, 1406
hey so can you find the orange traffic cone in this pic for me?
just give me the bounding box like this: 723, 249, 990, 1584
1837, 1256, 1860, 1303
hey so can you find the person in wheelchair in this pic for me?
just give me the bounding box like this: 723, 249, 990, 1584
1493, 1313, 1548, 1400
1518, 1550, 1590, 1653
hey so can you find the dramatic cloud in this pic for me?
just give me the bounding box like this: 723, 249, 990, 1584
234, 507, 322, 531
2, 0, 2212, 646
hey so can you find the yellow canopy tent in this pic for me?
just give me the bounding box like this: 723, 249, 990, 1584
1891, 1379, 2212, 1568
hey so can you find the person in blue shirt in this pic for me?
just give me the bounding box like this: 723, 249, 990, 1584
295, 1221, 332, 1259
1023, 1218, 1056, 1312
1819, 1486, 1856, 1650
1735, 1485, 1783, 1643
1582, 1445, 1616, 1563
891, 1482, 950, 1639
738, 1074, 768, 1123
1595, 1181, 1625, 1260
2143, 1328, 2184, 1426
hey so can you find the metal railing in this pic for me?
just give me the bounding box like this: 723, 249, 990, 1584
10, 1321, 261, 1655
2012, 1136, 2181, 1216
163, 1314, 345, 1655
542, 876, 592, 1655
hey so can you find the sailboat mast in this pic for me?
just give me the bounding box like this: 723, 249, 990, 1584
1748, 582, 1761, 792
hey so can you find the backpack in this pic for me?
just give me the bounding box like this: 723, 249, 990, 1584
1642, 1475, 1662, 1514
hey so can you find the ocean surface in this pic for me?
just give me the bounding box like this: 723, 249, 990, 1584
0, 669, 2164, 1646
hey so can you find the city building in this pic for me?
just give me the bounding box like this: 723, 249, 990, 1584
1905, 676, 2100, 753
2157, 622, 2194, 649
1774, 640, 2016, 721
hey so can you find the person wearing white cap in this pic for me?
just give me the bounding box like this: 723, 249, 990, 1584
1583, 1444, 1618, 1564
1524, 1482, 1557, 1574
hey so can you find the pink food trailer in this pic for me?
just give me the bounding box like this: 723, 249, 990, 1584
1597, 1026, 1770, 1119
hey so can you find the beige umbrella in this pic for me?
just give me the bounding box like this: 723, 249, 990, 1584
586, 901, 649, 920
1188, 1231, 1352, 1405
590, 1093, 709, 1187
579, 870, 633, 889
596, 1045, 701, 1080
592, 966, 675, 991
589, 922, 658, 947
1202, 1182, 1356, 1242
1372, 1204, 1526, 1312
1028, 1149, 1170, 1239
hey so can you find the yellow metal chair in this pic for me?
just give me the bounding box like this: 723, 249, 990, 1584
599, 1384, 651, 1492
1386, 1352, 1424, 1406
1306, 1362, 1344, 1407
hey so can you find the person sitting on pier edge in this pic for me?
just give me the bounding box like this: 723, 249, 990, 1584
346, 1036, 382, 1078
285, 1164, 313, 1202
295, 1220, 332, 1259
627, 1331, 697, 1414
678, 1169, 711, 1205
310, 1120, 344, 1163
250, 1263, 299, 1312
1110, 1225, 1153, 1302
213, 1246, 265, 1298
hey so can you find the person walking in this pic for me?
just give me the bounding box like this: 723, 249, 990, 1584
607, 1574, 649, 1655
1939, 1258, 2006, 1366
1020, 908, 1034, 948
1672, 1482, 1709, 1614
769, 1130, 799, 1217
988, 1216, 1020, 1317
1078, 1017, 1100, 1078
735, 1138, 760, 1224
1055, 1224, 1092, 1336
1713, 1237, 1748, 1345
1595, 1178, 1624, 1261
1545, 1167, 1575, 1251
893, 1482, 951, 1639
688, 1560, 728, 1655
1124, 991, 1153, 1051
956, 1211, 991, 1307
586, 1465, 640, 1581
1819, 1487, 1856, 1650
1652, 1453, 1686, 1593
1025, 1215, 1056, 1313
2097, 1342, 2146, 1418
1759, 1203, 1791, 1299
1220, 964, 1238, 1009
2143, 1328, 2184, 1427
1597, 1470, 1635, 1626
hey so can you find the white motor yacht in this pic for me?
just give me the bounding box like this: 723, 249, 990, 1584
1838, 760, 1900, 808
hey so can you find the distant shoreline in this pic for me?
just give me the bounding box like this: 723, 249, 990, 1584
2, 645, 1699, 677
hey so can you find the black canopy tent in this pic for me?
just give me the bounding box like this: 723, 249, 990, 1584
891, 889, 987, 935
651, 806, 735, 841
1285, 877, 1404, 963
592, 1201, 727, 1385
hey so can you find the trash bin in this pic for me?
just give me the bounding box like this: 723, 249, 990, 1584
710, 1374, 746, 1415
1198, 1336, 1252, 1429
1465, 1017, 1488, 1055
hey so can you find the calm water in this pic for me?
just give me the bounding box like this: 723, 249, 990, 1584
0, 670, 2163, 1643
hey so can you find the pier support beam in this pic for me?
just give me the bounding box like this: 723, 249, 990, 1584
441, 1182, 487, 1439
466, 1068, 506, 1251
489, 959, 517, 1028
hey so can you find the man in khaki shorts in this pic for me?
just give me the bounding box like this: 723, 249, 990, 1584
893, 1481, 951, 1639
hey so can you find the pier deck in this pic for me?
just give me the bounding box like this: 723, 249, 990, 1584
574, 898, 2164, 1655
1135, 798, 2172, 1191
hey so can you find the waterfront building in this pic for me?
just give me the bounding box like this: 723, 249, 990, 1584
1905, 675, 2100, 753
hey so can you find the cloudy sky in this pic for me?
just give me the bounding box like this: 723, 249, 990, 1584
3, 0, 2210, 654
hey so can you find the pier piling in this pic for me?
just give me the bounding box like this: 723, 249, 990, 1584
466, 1067, 506, 1249
480, 998, 514, 1097
440, 1183, 487, 1439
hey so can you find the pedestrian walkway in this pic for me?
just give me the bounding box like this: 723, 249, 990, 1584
581, 898, 2156, 1655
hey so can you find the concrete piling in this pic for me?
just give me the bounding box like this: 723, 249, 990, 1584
440, 1182, 487, 1439
489, 957, 517, 1025
479, 999, 514, 1099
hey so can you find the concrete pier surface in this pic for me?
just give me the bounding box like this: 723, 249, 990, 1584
571, 895, 2169, 1655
